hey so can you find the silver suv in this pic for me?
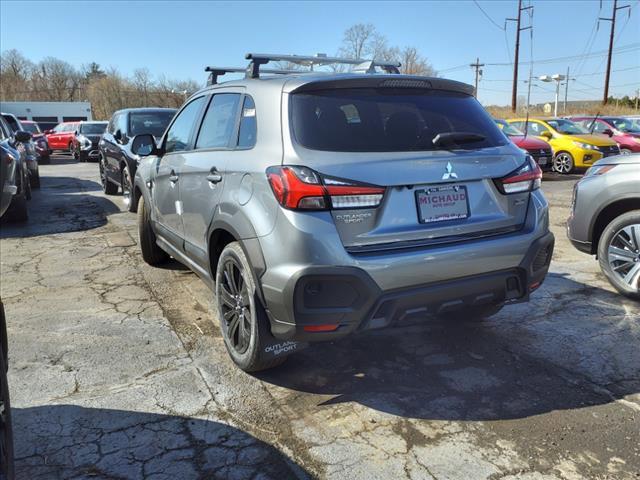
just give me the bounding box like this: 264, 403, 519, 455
132, 54, 554, 371
567, 154, 640, 299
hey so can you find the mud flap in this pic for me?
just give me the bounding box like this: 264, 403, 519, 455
257, 315, 309, 363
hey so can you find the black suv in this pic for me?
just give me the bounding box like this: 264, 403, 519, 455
99, 108, 176, 211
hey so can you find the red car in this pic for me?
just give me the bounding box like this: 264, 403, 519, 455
45, 121, 80, 153
495, 119, 553, 171
571, 116, 640, 155
19, 120, 51, 164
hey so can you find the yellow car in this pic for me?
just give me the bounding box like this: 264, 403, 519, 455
506, 117, 620, 173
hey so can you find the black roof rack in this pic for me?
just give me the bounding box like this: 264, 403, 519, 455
204, 66, 300, 85
244, 53, 401, 79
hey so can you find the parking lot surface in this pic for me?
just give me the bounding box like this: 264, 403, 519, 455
1, 156, 638, 480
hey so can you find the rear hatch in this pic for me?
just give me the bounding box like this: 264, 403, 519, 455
285, 83, 536, 253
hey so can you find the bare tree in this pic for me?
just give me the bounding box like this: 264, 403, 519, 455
399, 47, 436, 76
339, 23, 377, 59
133, 68, 153, 106
0, 49, 33, 100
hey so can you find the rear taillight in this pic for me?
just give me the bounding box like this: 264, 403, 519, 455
266, 166, 385, 211
495, 156, 542, 194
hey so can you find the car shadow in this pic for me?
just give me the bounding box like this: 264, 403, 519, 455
0, 176, 120, 238
257, 274, 639, 422
11, 404, 310, 480
543, 172, 584, 181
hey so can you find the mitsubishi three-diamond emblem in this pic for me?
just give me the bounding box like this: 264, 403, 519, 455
442, 162, 458, 180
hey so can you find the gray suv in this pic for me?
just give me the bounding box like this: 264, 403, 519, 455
131, 54, 554, 371
567, 154, 640, 299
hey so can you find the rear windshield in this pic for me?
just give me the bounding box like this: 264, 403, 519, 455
80, 123, 107, 134
290, 88, 507, 152
21, 122, 41, 134
129, 111, 176, 137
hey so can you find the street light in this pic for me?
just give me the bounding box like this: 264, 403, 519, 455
539, 74, 566, 117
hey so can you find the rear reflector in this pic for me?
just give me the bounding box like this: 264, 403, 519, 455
266, 166, 385, 211
303, 324, 339, 332
529, 281, 541, 291
495, 156, 542, 194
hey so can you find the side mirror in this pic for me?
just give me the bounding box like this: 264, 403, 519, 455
74, 130, 79, 136
602, 128, 614, 137
131, 134, 158, 157
540, 131, 553, 140
114, 129, 123, 142
14, 130, 32, 143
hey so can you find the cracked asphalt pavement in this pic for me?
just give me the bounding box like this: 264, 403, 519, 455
0, 156, 638, 479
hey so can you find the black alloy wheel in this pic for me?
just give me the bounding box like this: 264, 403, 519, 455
219, 257, 253, 355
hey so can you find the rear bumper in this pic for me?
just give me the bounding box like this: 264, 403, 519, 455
266, 231, 554, 342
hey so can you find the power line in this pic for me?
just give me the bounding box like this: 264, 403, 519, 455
472, 0, 505, 30
484, 42, 639, 66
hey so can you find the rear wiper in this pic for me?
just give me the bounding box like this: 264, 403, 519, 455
432, 132, 486, 148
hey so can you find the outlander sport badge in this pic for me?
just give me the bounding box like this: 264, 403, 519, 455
442, 162, 458, 180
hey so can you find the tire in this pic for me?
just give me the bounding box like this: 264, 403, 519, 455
137, 195, 168, 266
215, 242, 286, 372
68, 142, 74, 156
9, 194, 28, 222
0, 327, 15, 480
620, 148, 632, 155
553, 152, 574, 174
100, 158, 118, 195
437, 304, 504, 322
121, 165, 135, 213
30, 170, 40, 189
24, 174, 32, 201
597, 210, 640, 300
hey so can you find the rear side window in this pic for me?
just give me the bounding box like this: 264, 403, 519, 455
290, 88, 507, 152
237, 96, 256, 148
196, 94, 241, 149
129, 111, 176, 137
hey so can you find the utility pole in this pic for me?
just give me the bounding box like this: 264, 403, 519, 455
507, 1, 533, 112
563, 66, 570, 114
600, 0, 630, 105
470, 57, 484, 98
636, 88, 639, 110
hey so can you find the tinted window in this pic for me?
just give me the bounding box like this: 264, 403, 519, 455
610, 117, 640, 133
546, 119, 588, 135
80, 123, 107, 134
291, 88, 507, 152
130, 111, 176, 137
495, 119, 523, 136
196, 94, 241, 149
21, 122, 41, 134
1, 115, 21, 133
512, 121, 548, 136
165, 99, 206, 154
237, 96, 257, 148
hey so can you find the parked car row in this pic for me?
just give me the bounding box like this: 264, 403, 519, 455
0, 115, 34, 221
495, 115, 638, 174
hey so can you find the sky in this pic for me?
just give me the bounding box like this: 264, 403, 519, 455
1, 0, 639, 106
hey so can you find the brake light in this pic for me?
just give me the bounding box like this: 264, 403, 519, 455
266, 166, 385, 210
495, 156, 542, 194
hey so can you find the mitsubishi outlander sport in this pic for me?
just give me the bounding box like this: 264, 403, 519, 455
131, 54, 554, 371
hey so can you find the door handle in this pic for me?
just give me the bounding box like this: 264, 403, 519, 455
207, 168, 223, 184
169, 170, 179, 183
